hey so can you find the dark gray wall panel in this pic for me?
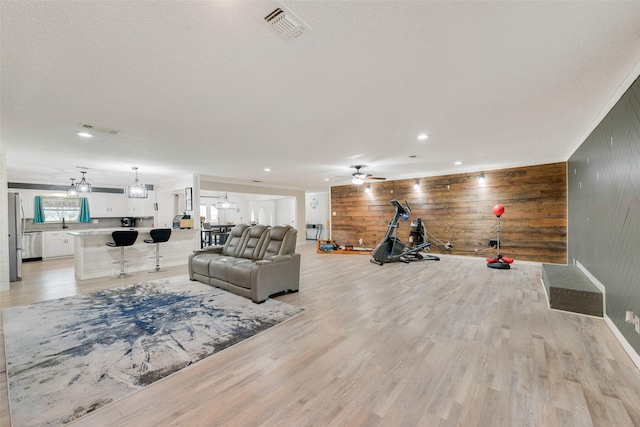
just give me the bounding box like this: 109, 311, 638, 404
568, 76, 640, 352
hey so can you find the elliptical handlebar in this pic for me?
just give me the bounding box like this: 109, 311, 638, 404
391, 199, 411, 217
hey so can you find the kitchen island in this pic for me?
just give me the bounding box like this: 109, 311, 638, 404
68, 228, 197, 280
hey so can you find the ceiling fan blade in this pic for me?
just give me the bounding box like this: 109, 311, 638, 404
368, 176, 386, 181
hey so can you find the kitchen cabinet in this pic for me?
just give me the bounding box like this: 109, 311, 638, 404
90, 193, 127, 217
20, 190, 36, 219
127, 190, 155, 217
43, 231, 74, 258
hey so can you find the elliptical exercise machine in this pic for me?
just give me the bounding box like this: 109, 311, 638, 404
371, 200, 440, 265
486, 204, 514, 269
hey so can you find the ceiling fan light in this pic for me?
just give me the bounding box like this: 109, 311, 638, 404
352, 177, 365, 185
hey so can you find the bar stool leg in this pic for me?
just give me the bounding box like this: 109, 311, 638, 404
149, 242, 166, 273
154, 242, 160, 272
111, 246, 131, 279
119, 247, 126, 277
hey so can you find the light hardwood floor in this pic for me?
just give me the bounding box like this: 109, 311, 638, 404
1, 244, 639, 426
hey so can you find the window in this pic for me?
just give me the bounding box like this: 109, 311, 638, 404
211, 207, 218, 224
199, 204, 219, 224
43, 197, 80, 222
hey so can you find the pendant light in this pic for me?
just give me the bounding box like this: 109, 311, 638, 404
67, 178, 79, 197
77, 171, 92, 193
215, 192, 236, 210
125, 167, 148, 198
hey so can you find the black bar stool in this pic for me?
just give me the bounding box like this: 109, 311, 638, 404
144, 228, 172, 272
106, 230, 138, 278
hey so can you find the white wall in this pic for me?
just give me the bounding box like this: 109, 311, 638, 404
1, 148, 9, 291
305, 192, 329, 240
274, 198, 295, 227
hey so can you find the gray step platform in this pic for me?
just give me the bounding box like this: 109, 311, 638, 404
542, 264, 603, 317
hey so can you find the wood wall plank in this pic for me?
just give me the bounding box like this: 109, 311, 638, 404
331, 162, 567, 263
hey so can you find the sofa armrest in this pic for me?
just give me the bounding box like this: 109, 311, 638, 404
192, 245, 223, 255
257, 254, 292, 265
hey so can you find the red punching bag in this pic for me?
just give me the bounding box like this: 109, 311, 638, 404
492, 204, 505, 217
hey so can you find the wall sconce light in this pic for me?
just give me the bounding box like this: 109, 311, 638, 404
365, 185, 371, 193
413, 180, 420, 190
478, 174, 486, 184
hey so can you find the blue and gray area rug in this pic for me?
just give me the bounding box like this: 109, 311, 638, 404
2, 278, 303, 427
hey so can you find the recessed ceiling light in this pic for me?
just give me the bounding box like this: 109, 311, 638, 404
417, 133, 428, 140
264, 168, 271, 172
324, 178, 330, 181
454, 161, 462, 165
76, 132, 93, 138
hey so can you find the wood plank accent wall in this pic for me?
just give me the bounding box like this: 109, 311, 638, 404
331, 162, 567, 263
568, 75, 640, 354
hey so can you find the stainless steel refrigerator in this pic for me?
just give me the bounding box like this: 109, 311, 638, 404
8, 192, 23, 282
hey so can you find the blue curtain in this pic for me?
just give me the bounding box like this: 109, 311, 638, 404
33, 196, 45, 223
78, 197, 91, 223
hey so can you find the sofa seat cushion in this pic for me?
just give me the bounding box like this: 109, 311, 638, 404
226, 261, 258, 289
191, 253, 217, 276
208, 257, 248, 281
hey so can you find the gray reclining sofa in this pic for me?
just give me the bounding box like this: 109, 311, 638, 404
188, 223, 300, 303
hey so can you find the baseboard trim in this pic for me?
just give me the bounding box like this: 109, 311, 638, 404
604, 315, 640, 370
575, 261, 640, 371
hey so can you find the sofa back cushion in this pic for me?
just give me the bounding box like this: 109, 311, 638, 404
282, 226, 297, 254
237, 224, 270, 259
259, 225, 297, 259
222, 224, 251, 256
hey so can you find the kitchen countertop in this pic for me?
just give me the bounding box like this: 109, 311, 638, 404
66, 228, 193, 236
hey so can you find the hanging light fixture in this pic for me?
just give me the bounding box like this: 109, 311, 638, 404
125, 167, 148, 198
216, 192, 236, 210
67, 178, 79, 197
77, 171, 92, 193
351, 166, 366, 185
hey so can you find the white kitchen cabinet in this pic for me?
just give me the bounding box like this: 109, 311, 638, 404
20, 190, 36, 219
90, 193, 127, 217
43, 231, 74, 258
127, 190, 155, 217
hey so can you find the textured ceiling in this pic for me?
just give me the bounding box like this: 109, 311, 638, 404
2, 1, 640, 192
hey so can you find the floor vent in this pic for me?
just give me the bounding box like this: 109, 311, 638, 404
264, 7, 308, 40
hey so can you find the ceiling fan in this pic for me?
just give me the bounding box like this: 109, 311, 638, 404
338, 165, 386, 185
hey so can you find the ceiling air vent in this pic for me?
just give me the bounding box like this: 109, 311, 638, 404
264, 7, 308, 40
79, 124, 120, 135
